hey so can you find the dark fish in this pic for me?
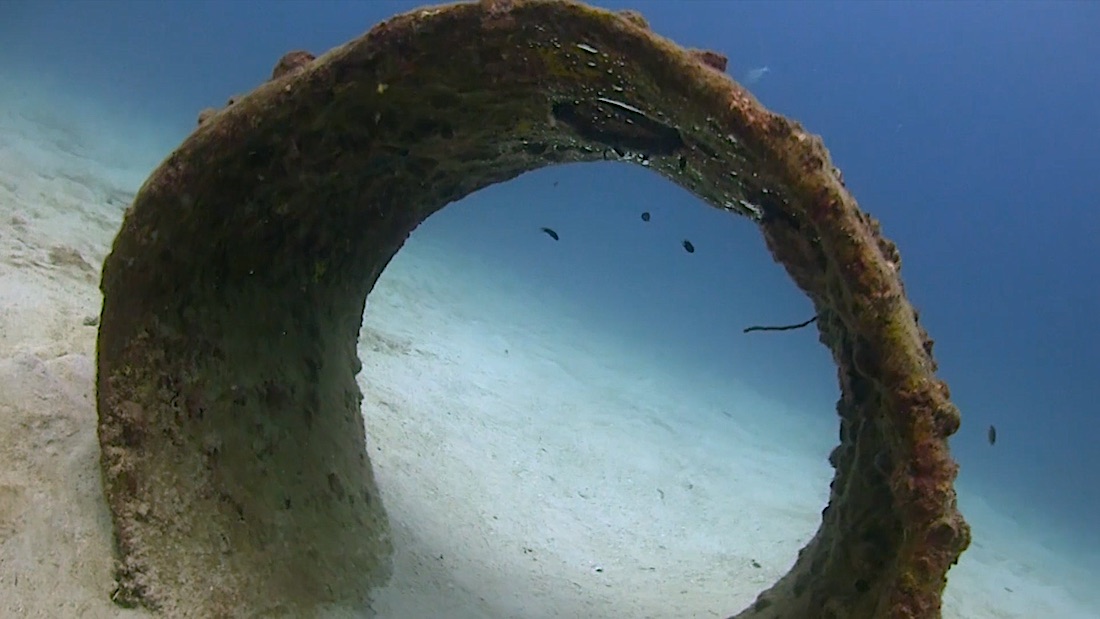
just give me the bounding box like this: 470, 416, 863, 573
682, 239, 695, 253
540, 227, 559, 241
987, 424, 997, 446
641, 211, 651, 222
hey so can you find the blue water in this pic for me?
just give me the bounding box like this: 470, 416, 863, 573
2, 0, 1098, 615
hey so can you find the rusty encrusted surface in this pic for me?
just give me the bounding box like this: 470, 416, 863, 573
96, 0, 969, 616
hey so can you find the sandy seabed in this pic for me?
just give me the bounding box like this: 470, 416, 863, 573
0, 81, 1096, 618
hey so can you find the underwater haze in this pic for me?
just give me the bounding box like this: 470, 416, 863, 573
1, 1, 1098, 617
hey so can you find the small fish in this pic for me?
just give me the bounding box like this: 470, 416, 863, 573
641, 211, 651, 222
682, 239, 695, 253
540, 227, 559, 241
987, 424, 997, 446
744, 65, 770, 85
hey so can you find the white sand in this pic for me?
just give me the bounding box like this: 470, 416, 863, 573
1, 80, 1096, 618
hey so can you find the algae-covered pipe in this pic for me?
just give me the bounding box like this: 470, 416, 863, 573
95, 1, 969, 616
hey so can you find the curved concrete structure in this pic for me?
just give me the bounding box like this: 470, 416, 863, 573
95, 1, 970, 616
